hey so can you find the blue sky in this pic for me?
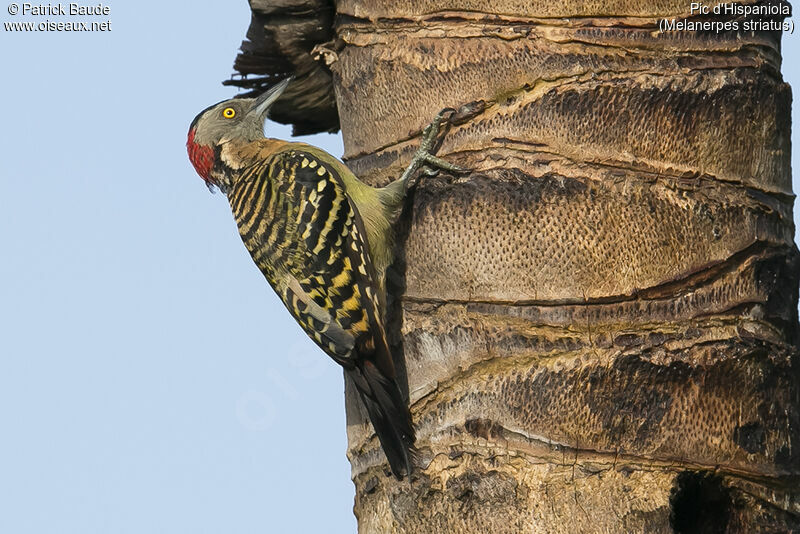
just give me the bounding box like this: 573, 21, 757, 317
0, 2, 798, 533
1, 2, 353, 533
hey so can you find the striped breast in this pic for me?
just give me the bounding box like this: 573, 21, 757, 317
227, 147, 390, 369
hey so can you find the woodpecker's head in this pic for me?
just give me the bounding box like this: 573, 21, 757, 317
187, 78, 291, 189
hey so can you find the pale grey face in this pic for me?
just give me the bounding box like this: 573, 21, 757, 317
189, 98, 261, 147
187, 78, 292, 185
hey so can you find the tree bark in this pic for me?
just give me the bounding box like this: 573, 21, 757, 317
234, 0, 799, 531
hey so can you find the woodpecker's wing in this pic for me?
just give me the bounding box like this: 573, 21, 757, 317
272, 150, 415, 477
280, 275, 356, 365
266, 149, 396, 378
231, 145, 414, 477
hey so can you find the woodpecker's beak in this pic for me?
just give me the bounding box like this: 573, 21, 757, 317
253, 77, 293, 119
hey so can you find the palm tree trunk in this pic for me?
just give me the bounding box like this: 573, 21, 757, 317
233, 0, 799, 531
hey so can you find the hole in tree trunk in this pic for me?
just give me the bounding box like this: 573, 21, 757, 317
670, 471, 731, 534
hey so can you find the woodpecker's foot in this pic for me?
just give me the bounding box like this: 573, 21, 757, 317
416, 108, 466, 173
400, 109, 467, 187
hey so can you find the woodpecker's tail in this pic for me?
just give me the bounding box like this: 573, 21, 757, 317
348, 361, 416, 479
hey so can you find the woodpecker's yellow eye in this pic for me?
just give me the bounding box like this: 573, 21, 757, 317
222, 107, 236, 119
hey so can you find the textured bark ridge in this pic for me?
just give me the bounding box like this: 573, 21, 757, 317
235, 1, 799, 531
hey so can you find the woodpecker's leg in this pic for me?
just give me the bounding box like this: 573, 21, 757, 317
399, 109, 466, 190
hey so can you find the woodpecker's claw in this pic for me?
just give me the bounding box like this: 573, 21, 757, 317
420, 153, 465, 174
418, 109, 456, 156
400, 109, 467, 189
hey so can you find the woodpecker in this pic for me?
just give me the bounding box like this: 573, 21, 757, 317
187, 78, 462, 478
